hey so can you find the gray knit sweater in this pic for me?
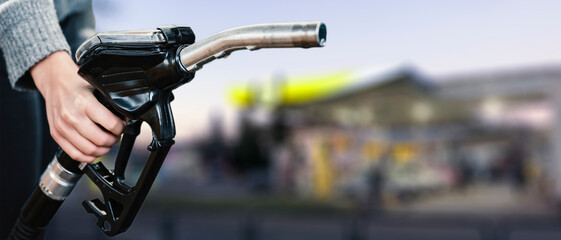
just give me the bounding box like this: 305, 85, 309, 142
0, 0, 94, 91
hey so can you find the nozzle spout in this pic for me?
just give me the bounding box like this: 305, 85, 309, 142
178, 22, 326, 72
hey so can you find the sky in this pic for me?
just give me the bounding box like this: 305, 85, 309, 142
92, 0, 561, 141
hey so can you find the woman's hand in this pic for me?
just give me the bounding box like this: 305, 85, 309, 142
31, 51, 125, 163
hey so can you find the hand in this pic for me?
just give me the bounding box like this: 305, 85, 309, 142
31, 51, 125, 163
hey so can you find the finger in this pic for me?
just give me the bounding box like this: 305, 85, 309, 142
74, 118, 121, 147
85, 100, 125, 135
55, 117, 112, 157
46, 111, 94, 162
50, 128, 96, 163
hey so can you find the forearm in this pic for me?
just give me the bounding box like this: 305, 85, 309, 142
0, 0, 70, 91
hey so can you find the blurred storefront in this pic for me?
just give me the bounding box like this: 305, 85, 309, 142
228, 64, 561, 206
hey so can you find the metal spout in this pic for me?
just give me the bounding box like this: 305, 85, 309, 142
178, 22, 326, 72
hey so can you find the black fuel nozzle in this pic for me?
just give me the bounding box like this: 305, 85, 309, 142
74, 22, 326, 236
75, 25, 194, 236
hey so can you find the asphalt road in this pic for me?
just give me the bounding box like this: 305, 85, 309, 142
39, 181, 561, 240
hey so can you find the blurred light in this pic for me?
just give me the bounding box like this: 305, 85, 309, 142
228, 70, 353, 108
503, 102, 552, 128
333, 107, 353, 127
357, 106, 375, 126
412, 101, 433, 123
480, 97, 504, 122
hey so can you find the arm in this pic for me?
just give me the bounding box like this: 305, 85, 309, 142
0, 0, 124, 162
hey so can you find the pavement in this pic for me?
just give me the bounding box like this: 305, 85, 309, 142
392, 183, 554, 216
40, 181, 561, 240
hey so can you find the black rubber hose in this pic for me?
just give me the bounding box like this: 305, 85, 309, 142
8, 150, 82, 240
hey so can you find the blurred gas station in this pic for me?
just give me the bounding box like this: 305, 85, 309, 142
42, 0, 561, 239
227, 63, 561, 204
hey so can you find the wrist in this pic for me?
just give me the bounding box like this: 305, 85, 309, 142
30, 51, 82, 97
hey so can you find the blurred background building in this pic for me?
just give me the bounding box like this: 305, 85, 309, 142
226, 64, 561, 206
39, 0, 561, 239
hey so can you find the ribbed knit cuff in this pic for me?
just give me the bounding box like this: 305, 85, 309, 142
0, 0, 71, 91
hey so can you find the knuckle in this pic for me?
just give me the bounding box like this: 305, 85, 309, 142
102, 135, 115, 146
54, 119, 65, 133
52, 137, 63, 148
114, 134, 122, 144
75, 94, 88, 109
60, 107, 72, 121
49, 128, 58, 139
60, 108, 78, 125
98, 147, 110, 156
92, 134, 110, 147
91, 137, 104, 146
83, 145, 98, 156
109, 119, 123, 133
79, 156, 95, 163
67, 151, 81, 161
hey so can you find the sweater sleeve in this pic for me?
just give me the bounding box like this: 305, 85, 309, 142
0, 0, 71, 91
